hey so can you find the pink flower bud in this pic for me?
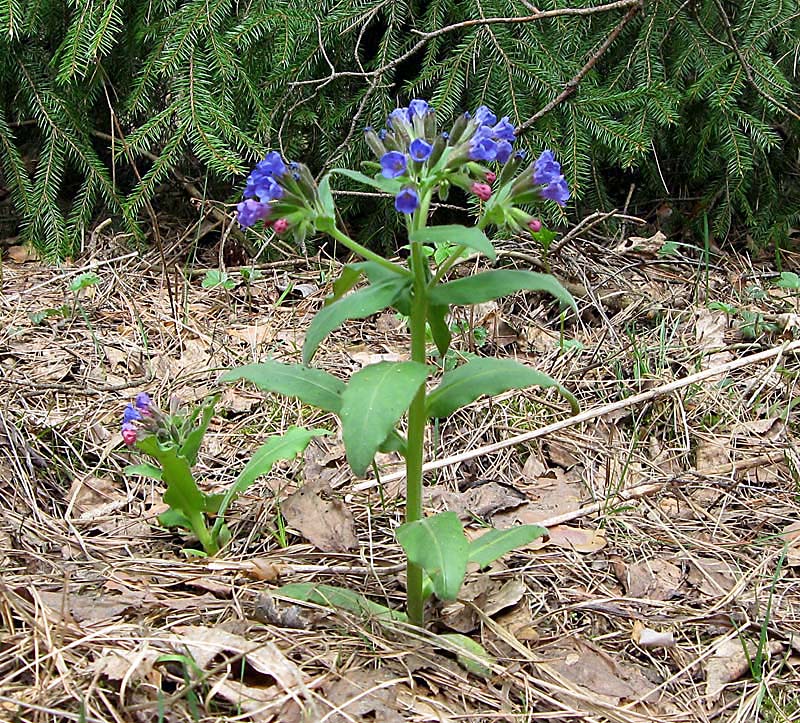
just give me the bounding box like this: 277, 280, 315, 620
471, 182, 492, 201
485, 171, 496, 184
121, 423, 138, 446
273, 218, 290, 234
528, 218, 542, 233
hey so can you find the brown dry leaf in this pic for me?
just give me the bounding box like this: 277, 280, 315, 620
441, 576, 525, 633
428, 479, 527, 520
493, 469, 581, 527
547, 525, 607, 553
781, 521, 800, 567
686, 556, 736, 597
172, 625, 309, 720
632, 621, 675, 649
303, 436, 347, 488
695, 309, 734, 368
93, 647, 161, 683
68, 475, 124, 518
544, 440, 580, 469
282, 483, 358, 552
731, 417, 786, 442
6, 244, 39, 263
228, 323, 274, 346
542, 637, 660, 705
475, 304, 520, 348
614, 230, 667, 255
619, 558, 683, 601
705, 637, 784, 706
521, 454, 547, 479
695, 436, 732, 473
495, 604, 540, 643
320, 668, 405, 723
218, 386, 259, 413
36, 588, 156, 624
349, 349, 407, 367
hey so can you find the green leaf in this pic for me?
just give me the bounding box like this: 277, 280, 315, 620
158, 508, 192, 529
279, 583, 407, 622
427, 303, 452, 358
137, 436, 204, 516
426, 358, 579, 417
329, 168, 402, 194
330, 264, 365, 303
429, 270, 575, 310
222, 361, 346, 413
437, 633, 494, 678
776, 271, 800, 290
179, 395, 218, 465
340, 361, 428, 476
410, 225, 496, 261
396, 511, 469, 601
303, 277, 411, 364
467, 525, 548, 568
318, 173, 335, 216
233, 426, 329, 497
124, 462, 162, 481
378, 429, 407, 456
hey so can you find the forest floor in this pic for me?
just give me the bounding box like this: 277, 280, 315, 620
1, 218, 800, 723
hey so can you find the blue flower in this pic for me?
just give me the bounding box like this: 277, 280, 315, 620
135, 392, 151, 411
257, 151, 287, 178
495, 140, 513, 164
408, 99, 430, 118
122, 404, 142, 424
492, 117, 516, 142
254, 176, 284, 202
540, 176, 570, 206
469, 127, 498, 162
473, 105, 497, 127
237, 199, 270, 228
409, 138, 433, 162
388, 107, 410, 129
395, 187, 419, 214
381, 151, 408, 178
533, 150, 563, 185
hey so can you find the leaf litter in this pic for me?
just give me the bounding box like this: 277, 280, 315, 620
1, 230, 799, 722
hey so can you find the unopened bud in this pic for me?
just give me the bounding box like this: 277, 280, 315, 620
364, 127, 387, 159
485, 171, 496, 184
448, 112, 471, 145
471, 182, 492, 201
528, 218, 542, 233
273, 218, 290, 234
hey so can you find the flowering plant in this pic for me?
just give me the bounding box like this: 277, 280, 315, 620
122, 393, 327, 556
229, 100, 577, 626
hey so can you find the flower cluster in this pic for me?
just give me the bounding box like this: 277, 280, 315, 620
236, 151, 328, 244
120, 392, 152, 446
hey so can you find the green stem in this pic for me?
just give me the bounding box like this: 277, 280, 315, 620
189, 510, 218, 556
404, 192, 434, 627
326, 226, 407, 276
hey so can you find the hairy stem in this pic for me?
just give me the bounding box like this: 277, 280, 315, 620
326, 226, 407, 275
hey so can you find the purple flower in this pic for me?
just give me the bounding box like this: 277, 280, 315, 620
135, 393, 151, 416
123, 404, 142, 424
408, 99, 430, 118
492, 117, 516, 142
473, 105, 497, 127
257, 151, 287, 178
395, 187, 419, 214
253, 176, 284, 203
495, 140, 513, 164
540, 176, 571, 206
381, 151, 408, 178
469, 128, 498, 162
237, 199, 270, 228
533, 150, 563, 185
409, 138, 433, 162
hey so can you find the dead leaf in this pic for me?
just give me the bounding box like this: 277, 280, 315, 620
695, 436, 732, 473
428, 479, 527, 520
93, 647, 161, 683
686, 556, 736, 597
282, 483, 358, 552
614, 230, 667, 255
619, 559, 683, 601
349, 350, 406, 367
542, 637, 659, 705
781, 521, 800, 567
36, 588, 156, 624
228, 323, 274, 346
218, 386, 259, 413
705, 637, 784, 706
695, 309, 734, 368
632, 621, 675, 649
493, 470, 582, 527
546, 525, 607, 553
321, 669, 405, 723
6, 244, 38, 263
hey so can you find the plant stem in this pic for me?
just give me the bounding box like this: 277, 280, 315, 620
404, 193, 432, 627
326, 226, 407, 276
189, 510, 218, 556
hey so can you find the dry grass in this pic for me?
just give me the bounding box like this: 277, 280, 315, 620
1, 224, 799, 723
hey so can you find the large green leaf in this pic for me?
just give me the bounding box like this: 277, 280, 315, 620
179, 394, 218, 465
124, 462, 162, 481
222, 361, 345, 413
340, 361, 428, 476
303, 276, 411, 364
279, 583, 408, 622
426, 358, 579, 417
428, 270, 575, 310
396, 511, 469, 601
329, 168, 402, 194
437, 633, 494, 678
467, 525, 548, 568
410, 224, 496, 261
137, 436, 204, 516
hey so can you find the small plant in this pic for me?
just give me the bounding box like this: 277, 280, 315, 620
224, 99, 578, 626
121, 393, 326, 556
201, 269, 236, 290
